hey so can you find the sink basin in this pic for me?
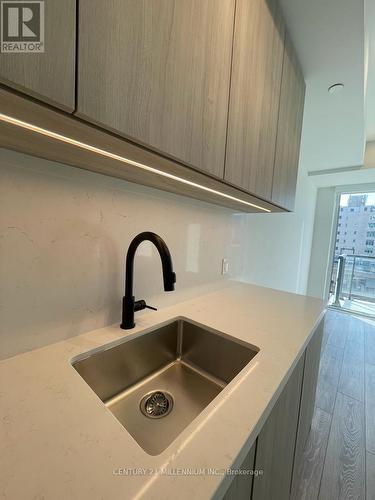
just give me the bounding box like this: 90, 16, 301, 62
72, 319, 259, 455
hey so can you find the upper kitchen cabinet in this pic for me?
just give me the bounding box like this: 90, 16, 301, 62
76, 0, 235, 178
224, 0, 285, 200
0, 0, 76, 111
272, 32, 306, 211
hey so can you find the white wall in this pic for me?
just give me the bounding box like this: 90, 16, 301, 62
0, 149, 249, 360
241, 166, 317, 294
307, 187, 336, 299
365, 140, 375, 167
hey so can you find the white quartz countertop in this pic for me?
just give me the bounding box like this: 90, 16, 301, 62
0, 282, 325, 500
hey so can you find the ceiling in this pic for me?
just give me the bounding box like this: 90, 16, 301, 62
279, 0, 368, 180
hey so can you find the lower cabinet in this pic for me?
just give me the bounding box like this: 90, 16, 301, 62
290, 318, 324, 496
252, 356, 304, 500
221, 316, 324, 500
223, 443, 256, 500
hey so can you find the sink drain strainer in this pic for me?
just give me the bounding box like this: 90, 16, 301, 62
140, 391, 173, 418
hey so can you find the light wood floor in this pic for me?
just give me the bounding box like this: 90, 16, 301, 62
292, 309, 375, 500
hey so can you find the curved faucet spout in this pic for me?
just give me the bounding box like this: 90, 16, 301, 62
121, 232, 176, 329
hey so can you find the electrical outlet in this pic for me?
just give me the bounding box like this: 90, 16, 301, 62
221, 258, 229, 275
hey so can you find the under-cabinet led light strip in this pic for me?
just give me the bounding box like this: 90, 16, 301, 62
0, 112, 271, 212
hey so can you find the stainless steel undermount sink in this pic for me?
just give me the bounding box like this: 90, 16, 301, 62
72, 319, 259, 455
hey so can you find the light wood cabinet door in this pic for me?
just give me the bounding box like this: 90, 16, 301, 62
76, 0, 235, 178
291, 317, 324, 496
0, 0, 76, 111
252, 355, 304, 500
271, 31, 306, 211
223, 442, 256, 500
224, 0, 285, 199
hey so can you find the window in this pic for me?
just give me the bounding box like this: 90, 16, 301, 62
330, 193, 375, 302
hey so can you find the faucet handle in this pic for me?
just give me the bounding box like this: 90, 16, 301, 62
145, 304, 157, 311
133, 299, 157, 312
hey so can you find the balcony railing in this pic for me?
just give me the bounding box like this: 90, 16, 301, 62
333, 254, 375, 305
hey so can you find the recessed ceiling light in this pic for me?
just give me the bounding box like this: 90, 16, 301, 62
328, 83, 344, 94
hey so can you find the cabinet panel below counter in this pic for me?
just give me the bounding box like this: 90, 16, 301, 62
221, 315, 325, 500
